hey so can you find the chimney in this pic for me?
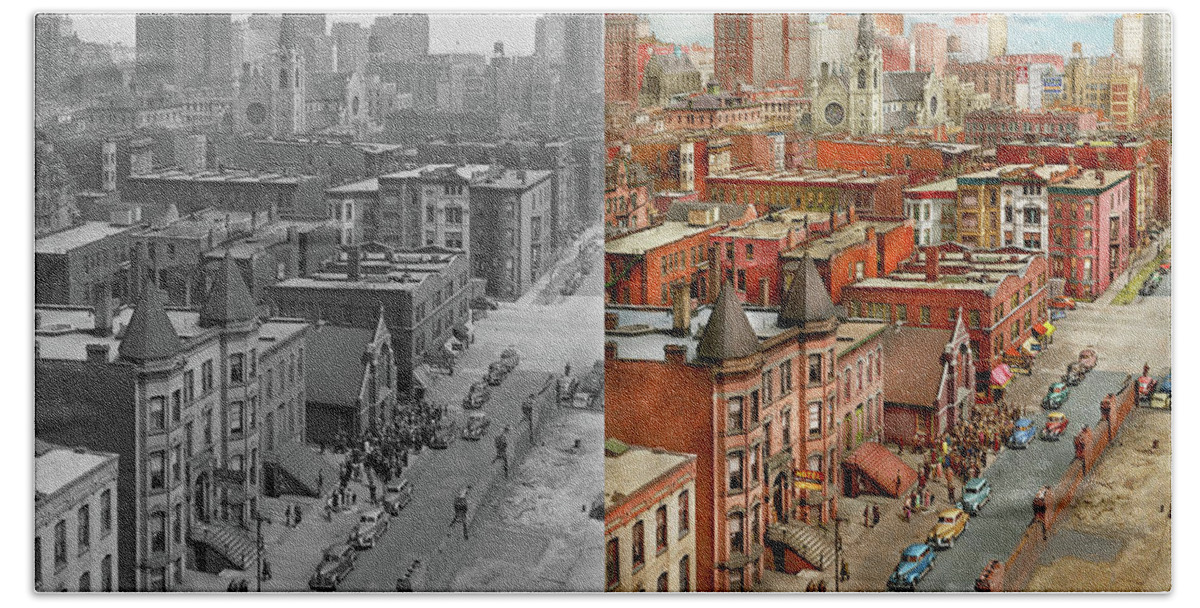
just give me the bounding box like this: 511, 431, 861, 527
670, 282, 692, 336
348, 246, 362, 280
93, 284, 113, 337
605, 312, 619, 331
924, 246, 940, 282
605, 341, 618, 360
1093, 170, 1104, 181
866, 225, 877, 243
85, 344, 111, 364
287, 226, 299, 243
759, 277, 771, 307
664, 344, 688, 365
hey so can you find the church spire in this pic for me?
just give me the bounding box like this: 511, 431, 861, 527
697, 281, 760, 362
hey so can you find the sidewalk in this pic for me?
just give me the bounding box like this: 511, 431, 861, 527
1096, 234, 1169, 306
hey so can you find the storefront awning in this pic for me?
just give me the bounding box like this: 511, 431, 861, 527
1033, 322, 1056, 336
1004, 347, 1020, 358
1021, 337, 1039, 355
843, 441, 917, 498
990, 364, 1013, 388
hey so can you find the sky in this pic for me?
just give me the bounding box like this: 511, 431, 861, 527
66, 13, 540, 56
645, 13, 1122, 58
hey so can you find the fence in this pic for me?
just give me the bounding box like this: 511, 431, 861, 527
980, 375, 1137, 591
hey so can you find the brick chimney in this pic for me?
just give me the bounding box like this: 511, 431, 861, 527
924, 246, 940, 282
866, 225, 877, 244
664, 344, 688, 365
93, 284, 113, 337
85, 344, 110, 364
759, 277, 771, 307
348, 246, 362, 280
671, 282, 692, 336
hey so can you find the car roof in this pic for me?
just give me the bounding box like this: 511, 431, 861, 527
327, 543, 353, 553
964, 477, 987, 489
468, 411, 488, 419
1016, 417, 1033, 426
1048, 411, 1065, 420
902, 543, 930, 557
937, 508, 964, 517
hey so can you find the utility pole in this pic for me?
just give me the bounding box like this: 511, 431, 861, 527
833, 516, 844, 592
255, 509, 264, 592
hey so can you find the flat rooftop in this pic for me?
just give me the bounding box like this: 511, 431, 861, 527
716, 211, 828, 240
605, 222, 712, 256
709, 167, 900, 185
606, 305, 790, 363
835, 320, 888, 356
326, 177, 379, 194
381, 163, 493, 181
35, 222, 133, 255
129, 167, 318, 184
473, 169, 553, 190
904, 177, 959, 194
605, 443, 694, 511
781, 220, 906, 261
36, 444, 116, 498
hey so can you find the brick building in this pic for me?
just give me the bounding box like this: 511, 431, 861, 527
963, 108, 1098, 148
605, 14, 639, 106
663, 93, 764, 132
815, 139, 980, 185
1047, 169, 1132, 298
35, 219, 139, 306
605, 217, 725, 307
841, 243, 1049, 395
954, 163, 1078, 251
605, 155, 654, 236
779, 219, 914, 304
713, 14, 810, 93
904, 177, 959, 246
304, 310, 398, 445
35, 441, 120, 592
605, 258, 849, 590
604, 441, 697, 592
878, 316, 975, 447
706, 168, 908, 220
125, 167, 328, 221
948, 61, 1022, 108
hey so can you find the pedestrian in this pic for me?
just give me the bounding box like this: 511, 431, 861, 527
840, 561, 850, 582
948, 484, 956, 504
904, 505, 911, 522
817, 580, 827, 592
863, 505, 870, 527
352, 491, 358, 505
806, 581, 816, 592
872, 505, 880, 526
895, 475, 902, 497
262, 559, 272, 581
294, 505, 302, 526
284, 504, 293, 527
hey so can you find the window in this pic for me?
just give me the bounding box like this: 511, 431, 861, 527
808, 354, 821, 384
896, 304, 907, 323
657, 572, 669, 592
230, 401, 245, 434
749, 445, 760, 487
656, 506, 668, 552
149, 396, 165, 431
79, 572, 91, 592
679, 556, 691, 591
749, 391, 760, 425
729, 512, 745, 553
632, 521, 646, 570
101, 555, 112, 591
172, 445, 182, 482
100, 490, 111, 535
173, 503, 183, 544
762, 370, 773, 403
171, 390, 181, 424
151, 512, 166, 553
201, 360, 214, 393
54, 520, 67, 570
745, 244, 754, 261
781, 359, 793, 393
808, 401, 821, 437
728, 452, 744, 491
149, 451, 166, 490
782, 411, 792, 445
203, 409, 213, 445
678, 491, 690, 538
77, 505, 90, 555
968, 310, 981, 329
727, 397, 743, 432
737, 269, 746, 291
920, 306, 931, 325
230, 353, 245, 384
606, 538, 620, 589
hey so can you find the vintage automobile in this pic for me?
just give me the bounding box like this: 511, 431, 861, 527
308, 543, 356, 590
382, 479, 414, 516
1008, 417, 1036, 449
1062, 362, 1084, 386
1154, 372, 1172, 409
350, 507, 390, 549
461, 412, 491, 441
1077, 348, 1098, 374
927, 508, 970, 549
463, 381, 492, 409
557, 374, 579, 406
1048, 296, 1077, 310
1137, 372, 1158, 405
427, 427, 449, 450
1041, 411, 1069, 441
887, 543, 937, 591
486, 362, 508, 386
958, 477, 991, 515
500, 347, 520, 371
1160, 262, 1171, 273
1042, 382, 1071, 409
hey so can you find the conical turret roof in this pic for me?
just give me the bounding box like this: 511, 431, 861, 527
697, 281, 759, 362
778, 251, 837, 329
118, 284, 182, 362
200, 254, 258, 328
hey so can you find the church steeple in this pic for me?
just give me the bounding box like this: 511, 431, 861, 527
856, 13, 876, 52
118, 282, 182, 363
697, 281, 760, 362
199, 254, 258, 328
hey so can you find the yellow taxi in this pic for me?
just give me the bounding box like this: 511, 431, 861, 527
927, 507, 970, 549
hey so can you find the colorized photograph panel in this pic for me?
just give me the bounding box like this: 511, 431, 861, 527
602, 11, 1171, 592
34, 12, 606, 592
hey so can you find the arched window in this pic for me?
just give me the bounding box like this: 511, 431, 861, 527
857, 69, 867, 90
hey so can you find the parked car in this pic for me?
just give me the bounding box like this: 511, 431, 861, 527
1063, 362, 1084, 386
308, 543, 356, 590
557, 375, 579, 406
958, 477, 991, 515
1048, 296, 1077, 310
350, 507, 390, 549
382, 479, 413, 516
927, 508, 970, 549
427, 428, 449, 450
1008, 418, 1036, 449
1159, 262, 1171, 273
500, 347, 520, 372
1041, 411, 1069, 441
486, 362, 508, 386
461, 412, 490, 441
887, 543, 937, 591
1154, 372, 1172, 408
1042, 382, 1071, 409
463, 381, 492, 409
1077, 349, 1098, 373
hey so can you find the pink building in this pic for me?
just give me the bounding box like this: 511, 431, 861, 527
912, 23, 948, 75
878, 33, 912, 72
1048, 169, 1132, 298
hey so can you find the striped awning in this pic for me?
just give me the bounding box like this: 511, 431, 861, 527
990, 364, 1013, 388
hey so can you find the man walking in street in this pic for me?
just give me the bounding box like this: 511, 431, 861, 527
863, 505, 870, 528
450, 486, 471, 540
872, 505, 880, 527
493, 426, 510, 478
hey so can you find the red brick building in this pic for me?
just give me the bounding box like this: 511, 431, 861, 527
815, 139, 981, 186
779, 219, 914, 304
604, 257, 850, 590
605, 155, 654, 236
963, 108, 1098, 148
663, 94, 764, 132
841, 243, 1050, 396
996, 139, 1157, 250
1047, 169, 1132, 298
879, 316, 976, 448
605, 14, 639, 106
706, 168, 909, 220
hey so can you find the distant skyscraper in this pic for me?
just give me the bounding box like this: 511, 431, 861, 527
372, 14, 430, 62
605, 13, 638, 105
950, 14, 988, 63
875, 14, 904, 37
534, 14, 566, 65
1142, 13, 1172, 99
912, 22, 948, 76
713, 13, 810, 92
988, 14, 1008, 59
135, 14, 233, 93
34, 15, 70, 100
1113, 14, 1145, 65
332, 22, 369, 74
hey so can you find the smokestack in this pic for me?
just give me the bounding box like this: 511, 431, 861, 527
866, 226, 877, 243
760, 277, 771, 307
93, 283, 113, 337
924, 246, 940, 282
670, 282, 692, 336
348, 246, 362, 280
663, 344, 688, 365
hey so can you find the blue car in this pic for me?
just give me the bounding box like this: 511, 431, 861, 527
887, 543, 936, 591
958, 477, 992, 515
1008, 417, 1036, 449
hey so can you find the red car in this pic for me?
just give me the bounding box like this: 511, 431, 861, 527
1049, 296, 1077, 310
1041, 412, 1069, 441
